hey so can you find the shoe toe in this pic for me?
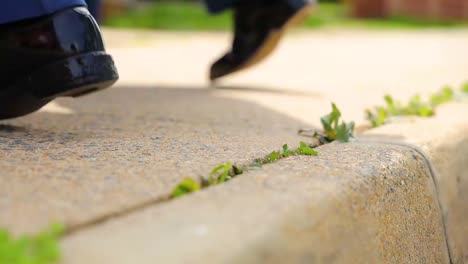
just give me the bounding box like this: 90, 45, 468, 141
209, 53, 237, 81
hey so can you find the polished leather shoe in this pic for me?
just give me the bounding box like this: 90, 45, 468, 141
0, 7, 118, 120
210, 0, 315, 81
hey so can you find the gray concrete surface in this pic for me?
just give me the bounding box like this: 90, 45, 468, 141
59, 142, 453, 264
103, 28, 468, 125
0, 88, 310, 234
0, 28, 467, 262
364, 103, 468, 263
60, 103, 468, 264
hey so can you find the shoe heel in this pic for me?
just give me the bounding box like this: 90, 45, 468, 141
229, 3, 315, 77
285, 3, 315, 28
26, 51, 119, 100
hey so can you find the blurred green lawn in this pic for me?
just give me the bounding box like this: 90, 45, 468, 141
104, 2, 468, 30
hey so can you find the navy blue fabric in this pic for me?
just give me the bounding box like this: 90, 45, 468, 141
204, 0, 234, 14
86, 0, 101, 21
0, 0, 87, 24
0, 0, 232, 24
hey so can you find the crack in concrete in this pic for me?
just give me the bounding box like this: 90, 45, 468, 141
62, 138, 324, 236
63, 141, 321, 236
62, 137, 456, 264
63, 194, 171, 236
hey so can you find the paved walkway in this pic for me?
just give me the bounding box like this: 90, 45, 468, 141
1, 28, 467, 263
102, 28, 468, 125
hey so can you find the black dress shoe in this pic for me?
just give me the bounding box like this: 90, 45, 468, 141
210, 0, 315, 81
0, 7, 118, 120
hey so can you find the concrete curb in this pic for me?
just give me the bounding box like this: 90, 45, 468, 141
61, 103, 468, 263
364, 103, 468, 264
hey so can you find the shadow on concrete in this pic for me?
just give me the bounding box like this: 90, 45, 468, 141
0, 124, 27, 133
0, 85, 318, 140
126, 83, 324, 97
0, 85, 318, 234
210, 84, 322, 97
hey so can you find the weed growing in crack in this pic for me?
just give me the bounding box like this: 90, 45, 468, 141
366, 84, 467, 128
172, 163, 244, 198
207, 162, 243, 185
296, 142, 319, 155
171, 141, 321, 198
300, 103, 355, 143
172, 178, 201, 198
463, 82, 468, 94
282, 144, 294, 158
430, 86, 454, 106
367, 94, 435, 127
0, 224, 63, 264
255, 151, 281, 165
254, 142, 319, 166
320, 103, 355, 143
171, 104, 361, 199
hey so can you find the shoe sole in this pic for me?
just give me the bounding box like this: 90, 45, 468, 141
212, 3, 315, 81
0, 51, 118, 120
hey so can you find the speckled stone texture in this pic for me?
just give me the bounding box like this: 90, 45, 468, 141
60, 142, 450, 264
1, 29, 467, 263
0, 88, 311, 234
364, 103, 468, 264
60, 104, 468, 264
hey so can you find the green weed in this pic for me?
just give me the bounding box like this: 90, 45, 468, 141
365, 85, 466, 128
209, 162, 237, 184
296, 142, 319, 156
462, 82, 468, 93
171, 178, 201, 198
0, 224, 63, 264
172, 103, 360, 198
430, 86, 454, 106
319, 103, 355, 142
172, 141, 321, 198
282, 144, 294, 158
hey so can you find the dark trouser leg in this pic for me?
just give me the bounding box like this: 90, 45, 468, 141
204, 0, 235, 14
0, 0, 88, 24
86, 0, 102, 22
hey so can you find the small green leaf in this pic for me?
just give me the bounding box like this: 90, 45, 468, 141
172, 178, 201, 198
329, 103, 341, 130
365, 109, 377, 127
266, 151, 281, 163
282, 144, 293, 157
0, 224, 63, 264
207, 162, 234, 184
297, 142, 318, 156
320, 114, 333, 132
335, 121, 355, 142
216, 162, 233, 183
210, 164, 225, 176
430, 86, 454, 106
462, 82, 468, 93
384, 95, 397, 114
442, 86, 454, 98
366, 105, 388, 128
417, 104, 435, 117
377, 107, 387, 126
